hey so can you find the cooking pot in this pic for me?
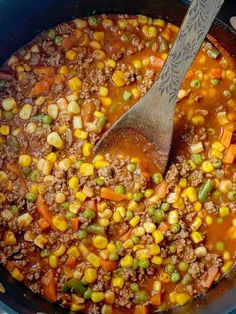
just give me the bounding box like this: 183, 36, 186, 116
0, 0, 236, 313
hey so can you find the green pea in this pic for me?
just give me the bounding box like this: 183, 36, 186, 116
130, 283, 139, 292
178, 261, 189, 272
123, 90, 132, 101
42, 114, 53, 125
215, 241, 224, 251
30, 170, 40, 182
136, 74, 142, 82
83, 209, 96, 219
115, 241, 123, 250
161, 202, 170, 212
198, 179, 215, 202
212, 160, 222, 169
66, 212, 76, 219
154, 209, 165, 224
223, 90, 231, 99
127, 163, 137, 172
11, 205, 18, 217
131, 236, 140, 244
134, 290, 149, 304
126, 210, 134, 220
54, 35, 62, 45
170, 223, 181, 234
76, 230, 88, 240
109, 252, 119, 261
171, 272, 181, 283
75, 160, 83, 169
228, 191, 236, 201
7, 135, 20, 150
191, 153, 202, 165
166, 263, 175, 273
61, 201, 70, 209
25, 192, 37, 202
139, 259, 150, 269
133, 192, 144, 202
115, 184, 126, 194
191, 79, 201, 89
48, 29, 56, 39
152, 172, 163, 185
182, 273, 192, 285
40, 249, 51, 257
148, 206, 156, 216
207, 48, 220, 59
169, 243, 177, 254
83, 287, 92, 300
88, 16, 99, 26
21, 167, 32, 177
133, 259, 139, 270
95, 177, 105, 186
213, 190, 221, 198
210, 79, 220, 87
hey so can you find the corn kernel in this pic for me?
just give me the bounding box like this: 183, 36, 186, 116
75, 191, 86, 202
68, 176, 79, 189
128, 200, 137, 211
19, 104, 32, 120
191, 217, 202, 230
74, 129, 88, 139
54, 244, 66, 257
221, 260, 233, 274
168, 210, 178, 224
65, 49, 77, 61
133, 60, 142, 69
191, 231, 203, 243
98, 86, 109, 97
194, 201, 202, 212
46, 152, 57, 163
149, 244, 160, 255
179, 178, 187, 188
2, 97, 16, 111
47, 132, 64, 149
84, 268, 97, 283
153, 18, 165, 27
4, 231, 17, 245
186, 187, 198, 202
112, 70, 125, 87
152, 230, 164, 244
112, 277, 124, 288
219, 206, 229, 217
202, 161, 214, 173
152, 256, 163, 265
12, 268, 24, 282
159, 272, 170, 282
49, 255, 58, 268
86, 253, 101, 268
67, 246, 80, 258
107, 243, 116, 253
120, 255, 133, 268
19, 154, 32, 167
34, 234, 47, 249
175, 293, 191, 305
212, 141, 225, 152
173, 197, 185, 210
52, 214, 68, 232
68, 77, 82, 91
82, 142, 93, 157
113, 211, 122, 223
59, 65, 69, 75
94, 160, 109, 169
69, 202, 81, 214
91, 292, 105, 303
123, 239, 134, 249
68, 101, 80, 114
18, 213, 33, 228
0, 125, 10, 135
143, 221, 156, 233
129, 216, 140, 227
93, 235, 108, 249
80, 163, 94, 176
71, 304, 85, 312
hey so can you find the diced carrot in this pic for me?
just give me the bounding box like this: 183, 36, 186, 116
36, 195, 53, 225
223, 144, 236, 164
202, 266, 218, 288
62, 266, 73, 278
210, 68, 222, 79
6, 261, 15, 272
224, 123, 235, 132
83, 199, 96, 210
38, 218, 50, 231
6, 163, 21, 176
185, 70, 194, 80
120, 229, 132, 242
150, 293, 162, 306
42, 270, 57, 303
155, 180, 168, 201
150, 56, 165, 69
30, 77, 54, 96
101, 260, 118, 272
61, 36, 78, 49
54, 73, 66, 84
100, 187, 128, 201
141, 170, 151, 182
71, 218, 79, 232
134, 305, 149, 314
158, 221, 169, 232
65, 255, 77, 269
220, 128, 233, 148
33, 66, 55, 77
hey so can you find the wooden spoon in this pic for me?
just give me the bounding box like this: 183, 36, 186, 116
94, 0, 224, 173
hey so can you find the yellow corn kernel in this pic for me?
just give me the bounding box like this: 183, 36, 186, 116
175, 293, 191, 305
82, 186, 94, 197
68, 176, 79, 189
149, 244, 160, 255
74, 18, 87, 28
102, 18, 114, 27
97, 201, 107, 212
112, 277, 124, 288
107, 243, 116, 253
84, 268, 97, 283
112, 70, 125, 87
225, 70, 235, 80
74, 129, 88, 139
138, 15, 148, 24
129, 216, 140, 227
34, 234, 47, 249
67, 246, 80, 258
173, 197, 185, 210
98, 218, 109, 227
67, 100, 80, 114
143, 221, 156, 233
4, 231, 17, 245
202, 161, 214, 173
148, 26, 157, 38
54, 244, 66, 257
19, 154, 32, 167
120, 255, 133, 268
153, 18, 165, 27
131, 87, 141, 99
90, 40, 101, 49
0, 125, 10, 135
191, 217, 202, 230
18, 213, 33, 228
98, 86, 108, 97
52, 214, 68, 232
221, 260, 233, 274
118, 18, 128, 29
91, 292, 105, 303
142, 57, 150, 67
194, 201, 202, 212
96, 61, 105, 69
168, 210, 178, 224
159, 272, 170, 283
152, 230, 164, 244
71, 304, 85, 312
128, 200, 137, 211
106, 59, 116, 68
210, 148, 223, 159
58, 158, 71, 171
179, 178, 187, 188
219, 206, 229, 217
49, 255, 58, 268
189, 160, 197, 170
75, 191, 86, 202
205, 215, 213, 225
133, 60, 142, 69
94, 160, 109, 169
47, 132, 64, 149
133, 227, 145, 237
59, 65, 69, 75
113, 211, 122, 223
223, 251, 231, 261
93, 31, 104, 41
86, 253, 101, 268
144, 189, 154, 198
69, 202, 81, 214
65, 49, 77, 61
152, 256, 163, 265
212, 141, 225, 152
82, 142, 93, 157
191, 231, 203, 243
99, 96, 112, 107
12, 268, 24, 282
186, 187, 198, 202
68, 77, 82, 91
93, 235, 108, 249
2, 97, 16, 111
47, 104, 59, 119
80, 163, 94, 176
19, 104, 32, 120
123, 239, 134, 249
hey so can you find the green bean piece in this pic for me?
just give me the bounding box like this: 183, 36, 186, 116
83, 209, 96, 219
115, 184, 126, 194
126, 210, 134, 220
83, 287, 92, 300
48, 29, 56, 39
212, 160, 222, 169
133, 259, 139, 270
191, 79, 201, 89
115, 241, 123, 250
127, 163, 137, 172
66, 212, 76, 220
191, 153, 202, 165
11, 205, 18, 217
159, 37, 169, 52
134, 290, 149, 304
169, 243, 177, 254
130, 283, 139, 292
181, 273, 192, 285
210, 79, 220, 87
62, 279, 86, 295
198, 179, 215, 202
101, 305, 112, 314
25, 192, 37, 202
7, 135, 20, 151
86, 224, 105, 235
109, 252, 119, 262
96, 116, 107, 131
113, 268, 124, 277
0, 80, 6, 90
21, 167, 31, 177
88, 16, 99, 26
75, 160, 83, 169
170, 272, 181, 283
170, 223, 181, 234
2, 111, 13, 120
131, 236, 140, 244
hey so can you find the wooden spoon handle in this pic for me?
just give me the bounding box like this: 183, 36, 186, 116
154, 0, 224, 103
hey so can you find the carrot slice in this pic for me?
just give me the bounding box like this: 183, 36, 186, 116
33, 66, 55, 77
223, 144, 236, 164
30, 77, 54, 96
36, 195, 53, 225
202, 266, 218, 288
220, 128, 233, 148
38, 218, 50, 231
210, 68, 222, 79
100, 187, 127, 201
61, 36, 78, 49
71, 218, 80, 232
155, 180, 168, 201
101, 260, 118, 272
134, 305, 149, 314
65, 255, 77, 269
150, 293, 162, 306
42, 270, 57, 302
158, 221, 169, 232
